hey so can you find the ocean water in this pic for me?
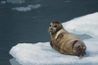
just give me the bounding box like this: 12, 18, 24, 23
0, 0, 98, 65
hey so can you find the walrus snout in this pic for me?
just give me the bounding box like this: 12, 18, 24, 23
48, 27, 53, 32
48, 24, 57, 33
49, 28, 57, 34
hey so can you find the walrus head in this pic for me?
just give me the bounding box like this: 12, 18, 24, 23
48, 20, 63, 34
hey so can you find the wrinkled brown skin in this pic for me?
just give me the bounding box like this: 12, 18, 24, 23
49, 21, 86, 57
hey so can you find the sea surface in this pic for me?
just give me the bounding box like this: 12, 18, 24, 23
0, 0, 98, 65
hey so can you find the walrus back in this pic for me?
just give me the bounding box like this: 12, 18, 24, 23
50, 32, 86, 56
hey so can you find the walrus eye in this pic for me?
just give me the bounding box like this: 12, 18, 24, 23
54, 25, 57, 27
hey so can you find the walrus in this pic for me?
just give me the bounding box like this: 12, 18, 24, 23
48, 20, 86, 57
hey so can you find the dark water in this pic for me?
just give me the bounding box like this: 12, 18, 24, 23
0, 0, 98, 65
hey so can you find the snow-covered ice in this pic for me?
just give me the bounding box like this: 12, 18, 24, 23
63, 12, 98, 38
9, 12, 98, 65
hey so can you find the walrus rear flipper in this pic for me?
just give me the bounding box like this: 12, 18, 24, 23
72, 40, 86, 57
76, 46, 86, 57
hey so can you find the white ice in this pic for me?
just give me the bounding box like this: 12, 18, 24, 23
12, 4, 41, 12
9, 12, 98, 65
63, 12, 98, 38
